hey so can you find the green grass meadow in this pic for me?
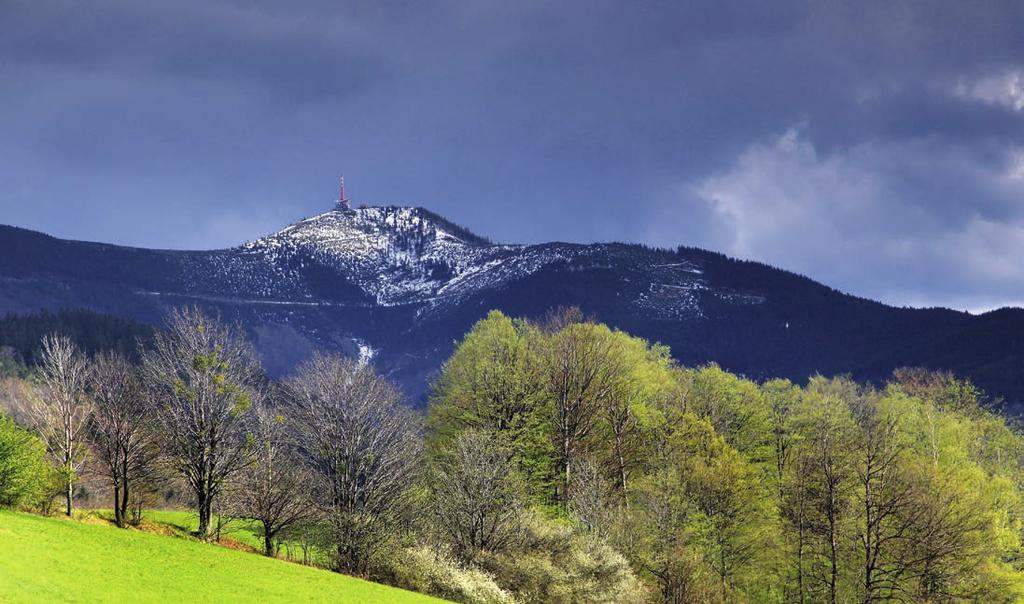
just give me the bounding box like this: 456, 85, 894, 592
0, 510, 444, 603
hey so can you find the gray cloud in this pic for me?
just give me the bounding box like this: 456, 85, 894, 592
648, 126, 1024, 312
1, 0, 1023, 310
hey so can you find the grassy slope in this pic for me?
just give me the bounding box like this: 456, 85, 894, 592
131, 509, 264, 549
138, 509, 333, 566
0, 510, 443, 604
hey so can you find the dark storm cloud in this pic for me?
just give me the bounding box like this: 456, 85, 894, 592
0, 2, 390, 100
2, 0, 1023, 311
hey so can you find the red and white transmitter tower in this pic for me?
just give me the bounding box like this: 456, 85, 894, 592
335, 175, 350, 210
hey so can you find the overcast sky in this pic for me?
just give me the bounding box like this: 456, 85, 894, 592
2, 1, 1023, 312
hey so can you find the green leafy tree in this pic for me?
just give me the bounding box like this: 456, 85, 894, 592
0, 413, 55, 509
626, 407, 773, 603
541, 321, 623, 505
764, 379, 801, 507
597, 332, 674, 502
789, 377, 858, 604
428, 311, 554, 498
685, 365, 773, 469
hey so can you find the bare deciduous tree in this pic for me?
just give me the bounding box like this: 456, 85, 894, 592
87, 352, 160, 527
288, 353, 422, 576
227, 404, 315, 556
142, 307, 261, 539
432, 430, 524, 562
567, 454, 614, 535
22, 333, 91, 516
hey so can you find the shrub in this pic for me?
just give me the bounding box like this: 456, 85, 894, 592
386, 545, 513, 604
0, 413, 55, 510
477, 512, 646, 604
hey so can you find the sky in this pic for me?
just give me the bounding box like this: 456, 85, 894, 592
2, 1, 1023, 312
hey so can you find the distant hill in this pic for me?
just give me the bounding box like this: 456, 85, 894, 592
2, 206, 1022, 408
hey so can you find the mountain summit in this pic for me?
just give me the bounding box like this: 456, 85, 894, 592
238, 206, 516, 306
1, 205, 1023, 406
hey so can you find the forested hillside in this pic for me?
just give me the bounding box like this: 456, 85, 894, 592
0, 309, 153, 375
1, 306, 1023, 602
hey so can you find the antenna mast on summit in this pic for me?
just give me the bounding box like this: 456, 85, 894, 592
336, 175, 350, 210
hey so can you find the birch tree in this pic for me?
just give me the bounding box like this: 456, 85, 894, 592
23, 333, 91, 516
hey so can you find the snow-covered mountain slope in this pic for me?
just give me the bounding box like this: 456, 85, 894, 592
191, 206, 725, 316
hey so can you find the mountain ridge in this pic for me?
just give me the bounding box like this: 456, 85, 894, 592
2, 206, 1022, 407
2, 210, 998, 316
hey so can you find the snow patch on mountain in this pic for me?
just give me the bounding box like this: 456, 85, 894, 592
356, 339, 377, 365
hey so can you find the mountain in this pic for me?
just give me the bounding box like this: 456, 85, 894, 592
2, 205, 1024, 408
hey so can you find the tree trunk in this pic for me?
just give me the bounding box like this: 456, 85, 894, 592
720, 547, 729, 602
562, 433, 572, 505
197, 491, 212, 539
795, 488, 807, 604
614, 430, 628, 503
796, 534, 805, 604
119, 478, 131, 528
64, 420, 74, 517
119, 452, 130, 527
112, 483, 122, 527
65, 473, 73, 517
829, 517, 839, 604
264, 526, 275, 557
864, 489, 873, 604
825, 462, 840, 604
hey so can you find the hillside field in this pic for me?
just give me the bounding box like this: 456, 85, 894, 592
0, 510, 444, 603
